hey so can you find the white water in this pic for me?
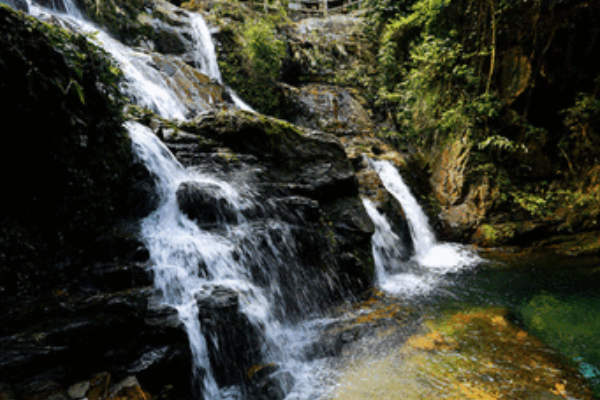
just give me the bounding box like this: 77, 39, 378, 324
128, 122, 222, 397
29, 4, 190, 120
189, 13, 254, 112
366, 160, 481, 296
29, 0, 252, 118
24, 0, 313, 397
190, 14, 222, 84
362, 199, 434, 295
128, 121, 334, 399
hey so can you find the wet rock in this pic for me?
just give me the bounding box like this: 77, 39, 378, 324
175, 110, 375, 298
153, 26, 187, 55
86, 373, 110, 400
182, 110, 358, 199
196, 286, 263, 389
248, 365, 295, 400
270, 196, 320, 223
282, 83, 373, 135
149, 55, 227, 117
303, 335, 343, 360
66, 382, 89, 400
321, 195, 375, 293
19, 380, 69, 400
176, 181, 239, 227
106, 376, 149, 400
0, 286, 190, 395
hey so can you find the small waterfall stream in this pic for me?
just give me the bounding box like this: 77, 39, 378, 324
188, 14, 252, 112
365, 160, 480, 296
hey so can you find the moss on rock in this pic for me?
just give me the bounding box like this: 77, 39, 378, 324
0, 6, 138, 300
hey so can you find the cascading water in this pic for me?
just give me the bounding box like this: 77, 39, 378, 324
29, 0, 252, 119
127, 121, 222, 398
127, 121, 337, 399
188, 13, 254, 112
24, 0, 331, 398
190, 14, 222, 84
365, 160, 481, 296
362, 199, 430, 295
28, 4, 190, 119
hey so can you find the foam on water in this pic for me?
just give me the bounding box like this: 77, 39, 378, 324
364, 160, 481, 297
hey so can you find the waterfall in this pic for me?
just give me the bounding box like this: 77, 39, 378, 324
127, 121, 335, 399
364, 160, 480, 296
362, 199, 436, 295
370, 160, 479, 270
23, 0, 326, 397
190, 14, 222, 84
29, 0, 252, 117
189, 13, 254, 112
128, 122, 222, 397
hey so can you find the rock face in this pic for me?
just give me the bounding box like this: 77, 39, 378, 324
173, 110, 375, 298
0, 8, 185, 400
0, 12, 377, 398
0, 4, 382, 400
423, 136, 495, 241
283, 83, 374, 135
0, 7, 152, 303
285, 14, 366, 82
196, 286, 263, 390
176, 181, 239, 227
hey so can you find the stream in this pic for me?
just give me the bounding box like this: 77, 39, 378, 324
327, 253, 600, 399
343, 160, 600, 399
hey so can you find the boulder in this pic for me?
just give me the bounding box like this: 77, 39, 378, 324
247, 364, 294, 400
181, 111, 359, 200
176, 181, 239, 227
175, 110, 374, 297
150, 55, 228, 118
153, 25, 188, 55
196, 286, 263, 389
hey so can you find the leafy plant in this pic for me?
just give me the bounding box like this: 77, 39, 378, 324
219, 15, 286, 116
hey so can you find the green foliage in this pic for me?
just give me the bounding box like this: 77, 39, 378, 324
219, 16, 286, 116
240, 18, 285, 84
510, 191, 548, 218
560, 91, 600, 168
382, 30, 502, 150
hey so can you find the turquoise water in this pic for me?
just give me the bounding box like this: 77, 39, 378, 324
419, 253, 600, 397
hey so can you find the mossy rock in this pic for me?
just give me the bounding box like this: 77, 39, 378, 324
0, 7, 140, 300
181, 110, 358, 199
80, 0, 152, 43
